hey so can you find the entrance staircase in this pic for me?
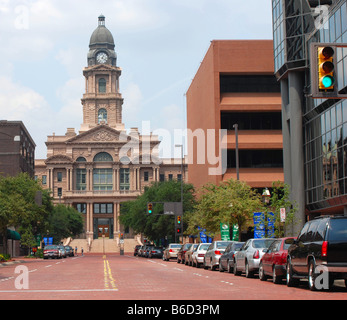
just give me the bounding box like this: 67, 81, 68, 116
69, 237, 140, 254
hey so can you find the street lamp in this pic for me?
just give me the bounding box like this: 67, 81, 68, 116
175, 144, 184, 243
262, 188, 271, 204
233, 124, 239, 180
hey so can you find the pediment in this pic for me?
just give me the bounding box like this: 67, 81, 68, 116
66, 125, 137, 144
45, 154, 73, 164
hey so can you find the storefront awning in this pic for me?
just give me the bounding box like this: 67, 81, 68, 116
7, 229, 21, 240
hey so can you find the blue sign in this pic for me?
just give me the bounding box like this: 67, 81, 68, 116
253, 212, 275, 239
43, 237, 53, 245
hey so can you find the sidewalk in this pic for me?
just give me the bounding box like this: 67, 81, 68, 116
0, 256, 42, 267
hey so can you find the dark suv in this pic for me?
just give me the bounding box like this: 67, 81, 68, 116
286, 216, 347, 291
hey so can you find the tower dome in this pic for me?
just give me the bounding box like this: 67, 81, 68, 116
87, 15, 117, 67
89, 15, 115, 50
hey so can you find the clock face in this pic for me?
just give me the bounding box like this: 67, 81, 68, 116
96, 52, 108, 64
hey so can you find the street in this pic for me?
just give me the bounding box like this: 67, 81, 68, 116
1, 254, 347, 304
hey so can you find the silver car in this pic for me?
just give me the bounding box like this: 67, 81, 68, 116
184, 244, 199, 265
203, 241, 232, 271
192, 243, 211, 268
162, 243, 182, 261
233, 238, 275, 278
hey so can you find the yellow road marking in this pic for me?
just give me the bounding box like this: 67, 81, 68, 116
103, 258, 117, 290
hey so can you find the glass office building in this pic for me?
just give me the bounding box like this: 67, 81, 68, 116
272, 0, 347, 233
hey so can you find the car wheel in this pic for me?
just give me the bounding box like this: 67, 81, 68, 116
227, 261, 232, 273
233, 261, 241, 276
219, 260, 224, 272
272, 266, 281, 284
245, 261, 254, 278
286, 258, 298, 287
259, 262, 267, 281
203, 258, 208, 270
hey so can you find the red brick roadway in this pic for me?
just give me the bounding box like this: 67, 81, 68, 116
1, 253, 346, 305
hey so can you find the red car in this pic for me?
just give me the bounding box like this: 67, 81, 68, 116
259, 237, 296, 284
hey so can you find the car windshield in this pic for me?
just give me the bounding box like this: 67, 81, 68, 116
199, 244, 210, 250
170, 244, 182, 248
234, 243, 244, 250
45, 245, 57, 250
252, 239, 274, 249
216, 242, 231, 249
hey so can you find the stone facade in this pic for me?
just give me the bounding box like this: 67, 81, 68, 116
34, 16, 187, 244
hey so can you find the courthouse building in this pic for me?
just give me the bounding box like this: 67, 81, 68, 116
35, 16, 186, 250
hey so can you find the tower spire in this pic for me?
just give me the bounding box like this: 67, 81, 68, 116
98, 14, 105, 26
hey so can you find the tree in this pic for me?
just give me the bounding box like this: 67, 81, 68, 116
263, 181, 297, 238
119, 180, 196, 243
0, 173, 53, 254
48, 204, 84, 243
187, 179, 263, 241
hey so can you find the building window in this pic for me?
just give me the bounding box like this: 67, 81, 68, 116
120, 168, 130, 190
159, 174, 165, 182
57, 188, 62, 197
144, 171, 149, 182
76, 169, 87, 190
76, 157, 86, 162
93, 168, 113, 191
168, 174, 173, 181
57, 172, 62, 182
98, 108, 107, 124
99, 78, 106, 93
75, 203, 87, 214
227, 149, 283, 168
42, 175, 47, 185
93, 152, 113, 162
94, 203, 113, 214
177, 174, 182, 181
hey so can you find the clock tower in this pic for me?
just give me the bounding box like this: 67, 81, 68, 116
80, 15, 124, 133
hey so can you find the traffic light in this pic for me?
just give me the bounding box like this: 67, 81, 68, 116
176, 227, 182, 235
309, 43, 347, 99
120, 233, 124, 240
176, 216, 181, 225
147, 202, 153, 215
318, 46, 335, 91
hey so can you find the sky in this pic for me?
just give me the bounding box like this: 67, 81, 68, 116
0, 0, 273, 160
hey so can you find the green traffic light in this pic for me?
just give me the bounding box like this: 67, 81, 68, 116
321, 75, 334, 88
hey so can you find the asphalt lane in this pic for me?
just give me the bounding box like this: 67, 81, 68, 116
1, 254, 347, 301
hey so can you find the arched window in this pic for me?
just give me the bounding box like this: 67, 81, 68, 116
93, 152, 113, 162
76, 157, 87, 162
98, 108, 107, 124
99, 78, 106, 93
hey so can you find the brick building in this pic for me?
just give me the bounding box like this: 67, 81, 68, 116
186, 40, 283, 192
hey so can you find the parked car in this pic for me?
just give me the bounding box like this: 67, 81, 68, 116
184, 244, 198, 265
177, 243, 192, 264
57, 245, 67, 258
219, 242, 244, 273
137, 245, 145, 257
286, 216, 347, 291
64, 245, 74, 257
148, 247, 164, 259
259, 237, 295, 283
162, 243, 182, 261
192, 243, 211, 268
134, 245, 141, 256
234, 238, 274, 278
144, 245, 155, 258
43, 245, 62, 259
204, 241, 232, 271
